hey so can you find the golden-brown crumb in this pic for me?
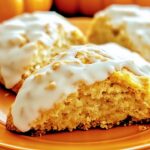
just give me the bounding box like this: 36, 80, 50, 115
88, 15, 150, 61
1, 35, 86, 93
6, 69, 150, 136
88, 17, 135, 51
0, 16, 87, 92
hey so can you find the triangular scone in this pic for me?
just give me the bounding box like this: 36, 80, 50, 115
88, 5, 150, 61
0, 11, 86, 92
6, 43, 150, 136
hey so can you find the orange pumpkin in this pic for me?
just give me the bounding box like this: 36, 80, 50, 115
55, 0, 103, 16
0, 0, 53, 22
136, 0, 150, 6
54, 0, 79, 15
79, 0, 103, 16
55, 0, 150, 16
112, 0, 133, 4
0, 0, 24, 22
24, 0, 53, 12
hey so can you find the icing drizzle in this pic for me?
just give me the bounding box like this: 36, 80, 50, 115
11, 43, 150, 132
95, 5, 150, 61
0, 11, 83, 88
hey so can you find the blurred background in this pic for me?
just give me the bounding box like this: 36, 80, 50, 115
0, 0, 150, 22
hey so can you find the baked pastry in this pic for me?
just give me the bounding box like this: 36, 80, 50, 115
6, 43, 150, 136
0, 11, 86, 92
88, 5, 150, 61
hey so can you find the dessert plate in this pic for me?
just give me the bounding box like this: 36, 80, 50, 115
0, 18, 150, 150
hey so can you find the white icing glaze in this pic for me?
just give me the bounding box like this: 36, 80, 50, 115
0, 11, 83, 88
95, 5, 150, 24
11, 43, 150, 132
95, 5, 150, 60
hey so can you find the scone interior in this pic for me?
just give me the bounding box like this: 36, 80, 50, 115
0, 11, 87, 91
6, 43, 150, 136
88, 5, 150, 61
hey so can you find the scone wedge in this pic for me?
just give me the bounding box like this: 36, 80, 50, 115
0, 11, 86, 92
88, 5, 150, 61
6, 43, 150, 136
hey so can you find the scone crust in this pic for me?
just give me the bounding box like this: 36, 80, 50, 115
6, 69, 150, 136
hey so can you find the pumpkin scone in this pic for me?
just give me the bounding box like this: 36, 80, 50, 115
6, 43, 150, 136
88, 5, 150, 61
0, 11, 86, 92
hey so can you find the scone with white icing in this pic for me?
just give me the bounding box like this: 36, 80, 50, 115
88, 5, 150, 61
6, 43, 150, 136
0, 11, 86, 92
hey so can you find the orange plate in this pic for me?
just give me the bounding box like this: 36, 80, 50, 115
0, 18, 150, 150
